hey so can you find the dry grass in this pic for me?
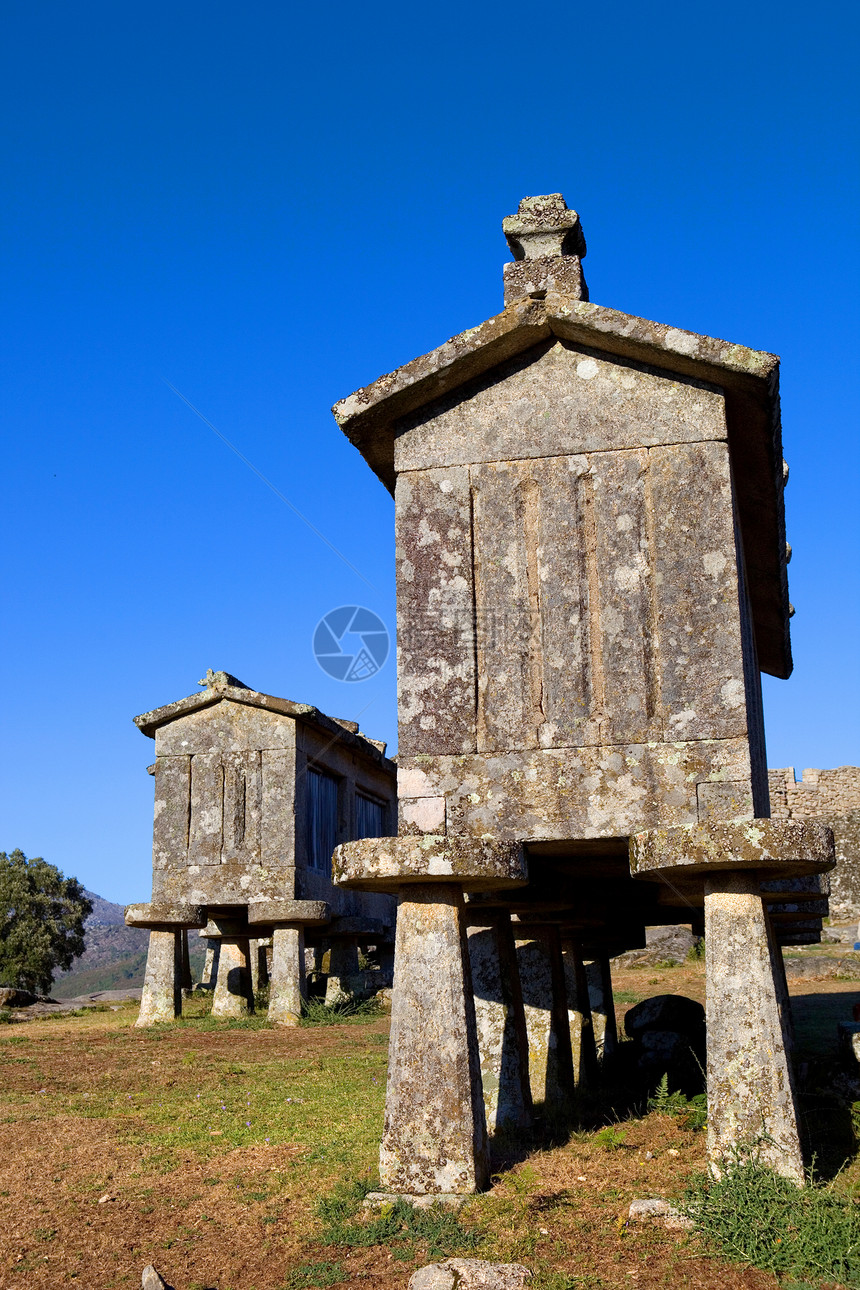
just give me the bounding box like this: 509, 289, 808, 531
0, 965, 857, 1289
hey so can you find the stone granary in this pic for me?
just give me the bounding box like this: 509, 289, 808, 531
331, 194, 834, 1195
125, 670, 396, 1026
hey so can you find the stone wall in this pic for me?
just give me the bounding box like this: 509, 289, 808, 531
768, 767, 860, 920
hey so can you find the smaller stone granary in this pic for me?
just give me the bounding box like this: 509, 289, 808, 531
126, 670, 397, 1026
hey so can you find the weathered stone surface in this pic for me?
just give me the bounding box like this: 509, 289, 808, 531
136, 930, 180, 1027
613, 924, 699, 968
468, 920, 532, 1133
246, 899, 329, 926
561, 941, 598, 1086
705, 875, 804, 1181
125, 902, 205, 929
333, 835, 527, 891
516, 934, 573, 1110
631, 819, 835, 884
141, 1265, 173, 1290
267, 925, 305, 1025
628, 1198, 693, 1231
380, 885, 488, 1194
395, 466, 475, 757
409, 1258, 531, 1290
398, 738, 755, 841
332, 298, 790, 680
0, 987, 37, 1008
395, 342, 726, 476
211, 938, 254, 1018
364, 1191, 465, 1210
584, 957, 618, 1058
325, 938, 360, 1006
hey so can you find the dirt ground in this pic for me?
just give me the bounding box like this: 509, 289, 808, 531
0, 964, 858, 1290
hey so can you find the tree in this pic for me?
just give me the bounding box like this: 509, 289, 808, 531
0, 849, 92, 994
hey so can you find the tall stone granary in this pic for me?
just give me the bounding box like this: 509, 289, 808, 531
331, 194, 834, 1195
126, 669, 397, 1027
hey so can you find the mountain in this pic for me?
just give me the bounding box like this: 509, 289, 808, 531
51, 890, 151, 998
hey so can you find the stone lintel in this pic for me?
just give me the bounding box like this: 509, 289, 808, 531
125, 902, 206, 929
332, 835, 527, 892
246, 899, 330, 928
630, 820, 834, 886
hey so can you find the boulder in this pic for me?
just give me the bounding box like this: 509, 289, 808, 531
409, 1259, 531, 1289
624, 994, 704, 1039
0, 987, 37, 1008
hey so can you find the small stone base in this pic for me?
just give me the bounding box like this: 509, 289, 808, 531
363, 1191, 467, 1211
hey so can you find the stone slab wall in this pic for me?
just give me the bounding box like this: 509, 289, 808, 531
768, 768, 860, 919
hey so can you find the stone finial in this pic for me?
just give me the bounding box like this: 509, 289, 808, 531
197, 668, 248, 692
502, 193, 588, 305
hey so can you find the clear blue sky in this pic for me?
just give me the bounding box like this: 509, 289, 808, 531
2, 2, 858, 904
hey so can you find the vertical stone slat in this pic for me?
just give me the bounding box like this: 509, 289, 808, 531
152, 757, 191, 871
590, 449, 659, 744
649, 442, 749, 742
395, 468, 476, 757
188, 753, 224, 865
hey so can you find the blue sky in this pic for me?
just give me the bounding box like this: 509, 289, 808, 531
2, 2, 858, 903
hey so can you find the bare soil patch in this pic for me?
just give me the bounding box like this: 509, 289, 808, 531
0, 966, 857, 1290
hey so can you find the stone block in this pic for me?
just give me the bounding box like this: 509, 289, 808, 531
247, 899, 329, 927
125, 902, 205, 929
409, 1259, 531, 1290
631, 819, 835, 884
333, 835, 527, 892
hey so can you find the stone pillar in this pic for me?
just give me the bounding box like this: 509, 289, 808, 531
268, 926, 306, 1026
704, 874, 804, 1182
468, 914, 532, 1135
136, 929, 182, 1027
325, 938, 360, 1006
179, 928, 193, 995
249, 938, 261, 995
585, 956, 618, 1058
211, 938, 255, 1018
378, 941, 395, 986
256, 937, 271, 988
200, 937, 220, 990
380, 884, 488, 1194
562, 940, 598, 1086
516, 931, 574, 1114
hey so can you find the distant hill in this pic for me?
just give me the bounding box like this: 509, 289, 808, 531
52, 889, 204, 999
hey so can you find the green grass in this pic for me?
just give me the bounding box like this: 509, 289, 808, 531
282, 1260, 344, 1288
315, 1177, 480, 1262
684, 1160, 860, 1286
300, 997, 384, 1026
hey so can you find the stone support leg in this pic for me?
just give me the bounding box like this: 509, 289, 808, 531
585, 956, 618, 1058
211, 938, 254, 1018
517, 932, 574, 1114
380, 884, 488, 1194
704, 875, 804, 1182
249, 938, 260, 995
325, 938, 361, 1005
562, 940, 599, 1087
468, 914, 532, 1135
136, 930, 181, 1027
201, 938, 220, 990
179, 929, 193, 995
268, 926, 306, 1026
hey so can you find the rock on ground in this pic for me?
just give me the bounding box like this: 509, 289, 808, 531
409, 1258, 531, 1289
628, 1198, 693, 1231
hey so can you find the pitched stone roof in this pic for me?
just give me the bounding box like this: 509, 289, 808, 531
332, 293, 791, 678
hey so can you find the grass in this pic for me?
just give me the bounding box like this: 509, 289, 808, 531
300, 996, 384, 1026
315, 1177, 481, 1261
684, 1159, 860, 1286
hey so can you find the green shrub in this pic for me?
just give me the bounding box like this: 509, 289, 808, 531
314, 1177, 478, 1261
684, 1160, 860, 1285
648, 1073, 707, 1131
300, 996, 382, 1026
